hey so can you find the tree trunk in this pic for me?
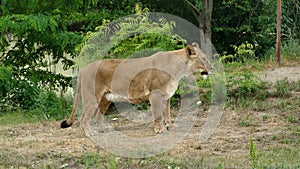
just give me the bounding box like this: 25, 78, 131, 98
186, 0, 213, 55
276, 0, 281, 67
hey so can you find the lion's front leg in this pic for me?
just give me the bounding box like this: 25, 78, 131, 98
163, 99, 173, 130
149, 90, 168, 134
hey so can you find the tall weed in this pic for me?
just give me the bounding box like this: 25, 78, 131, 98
27, 89, 72, 121
249, 135, 263, 169
264, 40, 300, 60
281, 40, 300, 58
272, 78, 291, 97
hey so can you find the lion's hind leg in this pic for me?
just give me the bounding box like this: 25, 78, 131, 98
94, 97, 112, 133
80, 101, 98, 137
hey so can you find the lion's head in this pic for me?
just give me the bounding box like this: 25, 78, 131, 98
185, 42, 213, 79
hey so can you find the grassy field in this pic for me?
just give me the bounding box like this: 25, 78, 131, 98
0, 53, 300, 168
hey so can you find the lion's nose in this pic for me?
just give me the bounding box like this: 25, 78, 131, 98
200, 71, 213, 79
201, 71, 208, 76
200, 71, 208, 79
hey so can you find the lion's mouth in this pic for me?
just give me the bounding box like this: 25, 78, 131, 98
201, 71, 213, 75
200, 71, 213, 80
201, 72, 208, 76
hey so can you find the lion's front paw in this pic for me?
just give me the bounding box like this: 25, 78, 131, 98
164, 119, 173, 130
154, 124, 167, 134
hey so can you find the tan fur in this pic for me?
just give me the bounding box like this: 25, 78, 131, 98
61, 42, 212, 136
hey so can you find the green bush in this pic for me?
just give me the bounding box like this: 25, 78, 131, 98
27, 89, 72, 121
0, 66, 13, 111
227, 70, 264, 98
220, 42, 256, 63
76, 9, 186, 67
226, 70, 269, 109
0, 66, 40, 111
110, 33, 185, 59
0, 65, 72, 120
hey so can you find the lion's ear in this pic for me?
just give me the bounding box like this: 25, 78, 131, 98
186, 45, 196, 58
192, 42, 199, 49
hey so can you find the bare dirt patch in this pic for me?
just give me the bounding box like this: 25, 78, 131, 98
0, 66, 299, 168
259, 65, 300, 83
1, 109, 296, 168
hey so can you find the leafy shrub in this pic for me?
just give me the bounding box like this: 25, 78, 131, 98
110, 33, 185, 59
0, 66, 40, 111
227, 70, 264, 98
220, 42, 256, 63
0, 65, 72, 120
76, 9, 186, 67
1, 14, 79, 90
0, 66, 13, 111
27, 89, 72, 121
226, 70, 269, 109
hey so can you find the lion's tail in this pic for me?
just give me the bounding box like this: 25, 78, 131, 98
61, 75, 81, 128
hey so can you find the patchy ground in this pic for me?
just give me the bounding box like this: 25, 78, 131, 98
0, 66, 299, 168
259, 65, 300, 83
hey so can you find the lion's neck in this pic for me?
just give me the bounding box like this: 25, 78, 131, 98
168, 49, 188, 63
167, 49, 190, 80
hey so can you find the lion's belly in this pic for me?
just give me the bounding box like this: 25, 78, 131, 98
104, 68, 178, 104
104, 92, 148, 104
104, 93, 129, 102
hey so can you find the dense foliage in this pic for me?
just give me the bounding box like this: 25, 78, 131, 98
213, 0, 300, 58
0, 0, 135, 113
76, 8, 186, 67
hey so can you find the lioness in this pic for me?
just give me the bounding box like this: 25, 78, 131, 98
61, 42, 212, 136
